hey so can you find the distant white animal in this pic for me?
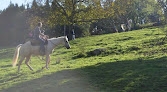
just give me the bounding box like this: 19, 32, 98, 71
121, 19, 132, 32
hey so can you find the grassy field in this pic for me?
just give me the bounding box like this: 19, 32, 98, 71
1, 25, 167, 92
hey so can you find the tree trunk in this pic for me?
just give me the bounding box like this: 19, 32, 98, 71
64, 25, 66, 36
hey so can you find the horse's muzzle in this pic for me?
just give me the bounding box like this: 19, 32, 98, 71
67, 46, 71, 49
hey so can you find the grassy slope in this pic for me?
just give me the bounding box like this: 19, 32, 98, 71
1, 26, 167, 92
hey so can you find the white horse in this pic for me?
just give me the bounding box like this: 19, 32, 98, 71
12, 36, 71, 72
121, 19, 132, 32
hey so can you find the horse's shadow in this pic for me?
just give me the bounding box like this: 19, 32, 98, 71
32, 69, 44, 74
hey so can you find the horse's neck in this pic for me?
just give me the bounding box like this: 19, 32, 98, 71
50, 38, 64, 47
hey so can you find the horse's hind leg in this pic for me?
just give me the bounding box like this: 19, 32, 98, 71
18, 57, 25, 72
42, 55, 50, 70
25, 56, 33, 71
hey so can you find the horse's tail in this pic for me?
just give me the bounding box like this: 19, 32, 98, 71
12, 44, 22, 67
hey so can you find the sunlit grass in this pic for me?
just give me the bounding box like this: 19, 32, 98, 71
1, 25, 167, 91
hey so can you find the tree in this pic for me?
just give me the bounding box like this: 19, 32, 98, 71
99, 0, 162, 32
0, 3, 27, 46
32, 0, 38, 9
157, 0, 167, 22
49, 0, 106, 38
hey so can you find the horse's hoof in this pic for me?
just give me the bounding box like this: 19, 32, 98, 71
46, 67, 49, 70
17, 69, 21, 73
42, 67, 45, 70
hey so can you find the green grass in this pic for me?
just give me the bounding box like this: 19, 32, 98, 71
1, 25, 167, 92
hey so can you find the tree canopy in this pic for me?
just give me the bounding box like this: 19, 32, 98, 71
0, 0, 165, 46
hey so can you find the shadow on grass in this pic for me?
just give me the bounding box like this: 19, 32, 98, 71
2, 69, 99, 92
0, 74, 23, 85
2, 56, 167, 92
80, 56, 167, 92
1, 65, 12, 68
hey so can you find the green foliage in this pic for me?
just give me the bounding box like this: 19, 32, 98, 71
157, 0, 167, 22
0, 3, 27, 46
0, 0, 52, 46
78, 23, 91, 37
0, 0, 165, 46
100, 0, 162, 31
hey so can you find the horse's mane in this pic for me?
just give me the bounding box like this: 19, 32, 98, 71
49, 36, 66, 40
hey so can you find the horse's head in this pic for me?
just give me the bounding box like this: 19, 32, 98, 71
63, 36, 71, 49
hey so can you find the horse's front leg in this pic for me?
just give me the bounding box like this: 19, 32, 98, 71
25, 55, 33, 71
42, 54, 50, 70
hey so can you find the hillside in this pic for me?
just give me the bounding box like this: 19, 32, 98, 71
1, 26, 167, 92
